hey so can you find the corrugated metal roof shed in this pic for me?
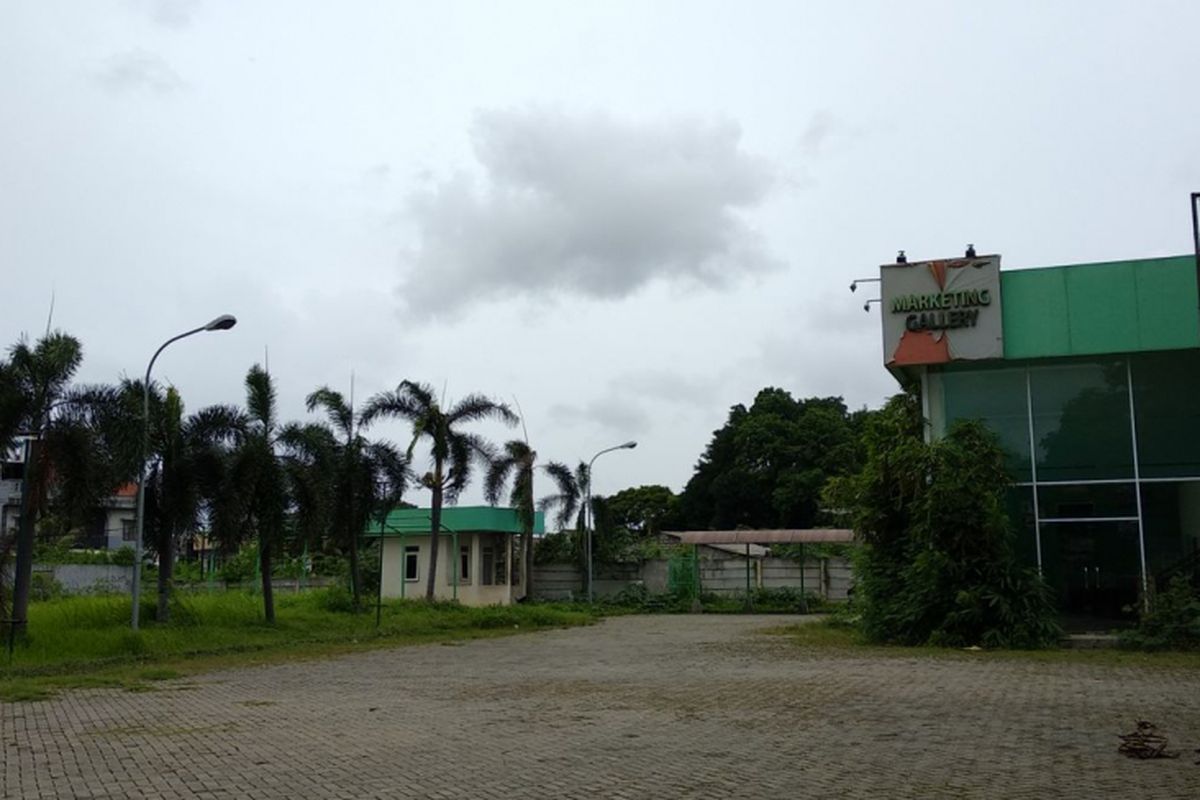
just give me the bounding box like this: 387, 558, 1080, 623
667, 529, 855, 545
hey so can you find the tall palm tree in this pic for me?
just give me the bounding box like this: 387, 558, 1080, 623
304, 386, 411, 608
144, 387, 244, 622
4, 331, 116, 634
213, 365, 287, 623
484, 440, 537, 599
361, 381, 517, 601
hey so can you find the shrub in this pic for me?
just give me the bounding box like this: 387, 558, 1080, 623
826, 394, 1061, 649
30, 572, 64, 602
1120, 577, 1200, 651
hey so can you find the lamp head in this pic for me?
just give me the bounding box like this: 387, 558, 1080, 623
621, 440, 638, 449
204, 314, 237, 331
849, 281, 857, 293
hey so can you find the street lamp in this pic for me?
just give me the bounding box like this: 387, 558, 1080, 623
584, 440, 637, 603
131, 314, 237, 631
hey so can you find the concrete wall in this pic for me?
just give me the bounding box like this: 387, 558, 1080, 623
533, 553, 852, 601
0, 563, 137, 594
381, 532, 516, 606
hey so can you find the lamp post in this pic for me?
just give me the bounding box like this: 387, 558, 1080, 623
584, 440, 637, 603
131, 314, 237, 631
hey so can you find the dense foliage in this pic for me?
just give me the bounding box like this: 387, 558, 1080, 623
1120, 577, 1200, 651
825, 393, 1061, 649
680, 389, 866, 530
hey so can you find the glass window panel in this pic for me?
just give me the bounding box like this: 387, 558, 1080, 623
1139, 481, 1200, 581
1132, 351, 1200, 479
1036, 483, 1137, 520
1004, 486, 1038, 567
939, 367, 1031, 481
1030, 361, 1133, 481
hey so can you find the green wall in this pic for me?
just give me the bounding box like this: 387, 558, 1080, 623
1001, 255, 1199, 359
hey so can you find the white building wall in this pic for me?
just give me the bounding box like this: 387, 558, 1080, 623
381, 532, 515, 606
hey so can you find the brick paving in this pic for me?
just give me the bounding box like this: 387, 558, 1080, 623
3, 614, 1198, 799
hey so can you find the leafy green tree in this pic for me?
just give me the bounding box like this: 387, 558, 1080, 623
361, 381, 516, 601
604, 485, 682, 536
295, 386, 411, 608
825, 393, 1060, 648
680, 389, 863, 530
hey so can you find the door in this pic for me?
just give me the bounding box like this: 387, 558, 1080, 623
1041, 520, 1140, 630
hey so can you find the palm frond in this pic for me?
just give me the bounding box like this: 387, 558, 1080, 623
447, 393, 519, 427
305, 386, 353, 438
244, 364, 276, 432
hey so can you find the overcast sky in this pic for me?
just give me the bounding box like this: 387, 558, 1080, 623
4, 1, 1199, 504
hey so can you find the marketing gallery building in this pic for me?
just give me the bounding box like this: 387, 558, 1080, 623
880, 252, 1200, 623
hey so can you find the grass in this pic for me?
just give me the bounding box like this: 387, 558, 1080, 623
773, 618, 1200, 669
0, 589, 597, 702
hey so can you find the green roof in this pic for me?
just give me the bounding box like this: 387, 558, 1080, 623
364, 506, 545, 537
1000, 255, 1199, 359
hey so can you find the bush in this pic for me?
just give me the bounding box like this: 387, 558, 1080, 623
30, 572, 64, 602
1120, 577, 1200, 651
825, 395, 1061, 649
218, 546, 258, 584
317, 585, 357, 613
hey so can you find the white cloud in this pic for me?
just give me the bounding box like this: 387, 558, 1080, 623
398, 108, 780, 317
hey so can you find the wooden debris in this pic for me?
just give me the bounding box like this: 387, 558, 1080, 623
1117, 721, 1180, 760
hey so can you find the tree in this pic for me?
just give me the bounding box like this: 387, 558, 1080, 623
145, 387, 244, 622
680, 389, 863, 530
605, 485, 682, 536
4, 332, 121, 634
294, 386, 411, 608
539, 461, 589, 532
484, 440, 537, 599
213, 365, 288, 624
361, 381, 516, 601
825, 392, 1060, 648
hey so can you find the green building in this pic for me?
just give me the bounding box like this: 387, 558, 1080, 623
879, 253, 1200, 626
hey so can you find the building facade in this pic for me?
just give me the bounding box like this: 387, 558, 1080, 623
880, 253, 1200, 625
369, 506, 543, 606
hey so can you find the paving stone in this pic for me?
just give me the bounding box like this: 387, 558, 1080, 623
2, 615, 1197, 798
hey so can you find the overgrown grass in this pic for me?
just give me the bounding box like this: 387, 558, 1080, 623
773, 618, 1200, 669
0, 590, 596, 702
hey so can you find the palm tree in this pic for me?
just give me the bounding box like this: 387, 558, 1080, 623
213, 365, 287, 624
484, 440, 537, 599
539, 460, 590, 532
304, 387, 410, 608
144, 387, 244, 622
4, 331, 116, 634
361, 381, 517, 601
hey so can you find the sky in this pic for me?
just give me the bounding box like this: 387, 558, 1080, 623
3, 1, 1200, 504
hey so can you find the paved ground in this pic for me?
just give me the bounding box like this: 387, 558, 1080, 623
3, 615, 1198, 799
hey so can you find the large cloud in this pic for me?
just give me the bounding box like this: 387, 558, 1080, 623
399, 109, 778, 316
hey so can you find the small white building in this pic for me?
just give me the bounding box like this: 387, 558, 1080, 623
369, 506, 544, 606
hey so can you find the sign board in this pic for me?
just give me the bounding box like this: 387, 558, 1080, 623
881, 255, 1003, 366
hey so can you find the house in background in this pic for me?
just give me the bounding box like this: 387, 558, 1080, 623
1, 447, 138, 551
367, 506, 544, 606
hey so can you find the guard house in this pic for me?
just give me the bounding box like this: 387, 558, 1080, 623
368, 506, 543, 606
880, 253, 1200, 626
